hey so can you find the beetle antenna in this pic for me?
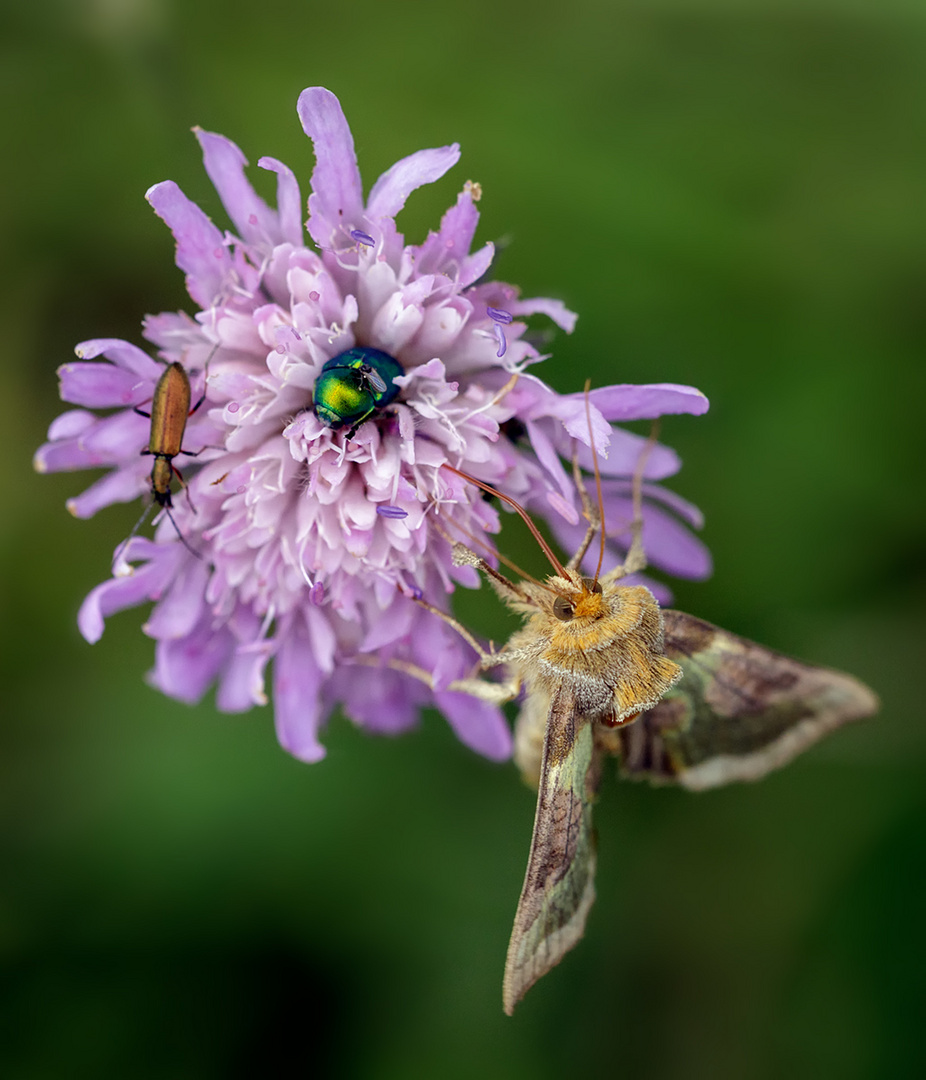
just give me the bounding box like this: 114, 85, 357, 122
163, 505, 202, 559
111, 503, 155, 571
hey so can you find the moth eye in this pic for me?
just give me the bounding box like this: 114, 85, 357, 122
582, 577, 603, 595
553, 596, 575, 621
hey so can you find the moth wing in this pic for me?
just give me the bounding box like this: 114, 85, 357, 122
503, 688, 600, 1015
618, 610, 879, 791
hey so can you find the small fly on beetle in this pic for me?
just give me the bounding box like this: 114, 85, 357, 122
313, 346, 404, 439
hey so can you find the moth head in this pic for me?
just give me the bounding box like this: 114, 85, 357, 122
552, 577, 604, 622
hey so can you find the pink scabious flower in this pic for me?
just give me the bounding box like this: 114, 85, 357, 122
35, 87, 711, 764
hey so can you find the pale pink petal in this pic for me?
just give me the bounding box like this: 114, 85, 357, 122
74, 338, 163, 380
589, 383, 709, 421
143, 558, 212, 638
435, 691, 512, 761
508, 297, 577, 334
58, 362, 150, 408
367, 144, 461, 220
77, 550, 176, 643
195, 128, 282, 248
216, 641, 271, 711
273, 614, 326, 762
146, 181, 231, 308
258, 156, 304, 247
297, 87, 364, 249
66, 468, 146, 518
46, 409, 96, 441
152, 620, 234, 704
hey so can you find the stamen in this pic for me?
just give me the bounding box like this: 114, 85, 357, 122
309, 582, 325, 606
487, 307, 513, 324
494, 324, 507, 358
350, 229, 375, 247
376, 504, 408, 519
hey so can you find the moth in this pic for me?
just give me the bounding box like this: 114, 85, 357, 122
422, 432, 878, 1016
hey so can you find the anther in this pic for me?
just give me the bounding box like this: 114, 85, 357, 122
494, 324, 507, 358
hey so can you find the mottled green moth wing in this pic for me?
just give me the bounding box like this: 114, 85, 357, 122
618, 610, 879, 790
503, 688, 600, 1015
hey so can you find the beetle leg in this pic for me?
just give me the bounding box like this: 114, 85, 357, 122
344, 407, 375, 440
169, 463, 197, 512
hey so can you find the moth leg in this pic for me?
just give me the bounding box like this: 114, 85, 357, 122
408, 593, 499, 667
448, 675, 520, 704
358, 655, 519, 705
565, 445, 601, 572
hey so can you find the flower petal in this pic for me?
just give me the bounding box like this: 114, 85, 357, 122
77, 547, 177, 643
216, 640, 271, 711
340, 665, 424, 735
74, 338, 163, 380
66, 467, 145, 518
590, 383, 709, 421
151, 618, 233, 705
367, 144, 461, 220
297, 87, 364, 249
273, 613, 326, 762
195, 127, 284, 250
258, 156, 304, 247
58, 362, 151, 408
146, 180, 231, 309
509, 297, 578, 334
143, 558, 212, 639
435, 691, 512, 761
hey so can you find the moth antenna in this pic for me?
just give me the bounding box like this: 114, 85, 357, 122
111, 503, 155, 571
432, 505, 551, 591
440, 463, 569, 580
566, 445, 599, 572
583, 380, 607, 587
610, 417, 660, 581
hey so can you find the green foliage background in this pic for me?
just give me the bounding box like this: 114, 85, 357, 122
2, 1, 924, 1076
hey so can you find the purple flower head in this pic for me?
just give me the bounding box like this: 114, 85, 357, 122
35, 87, 711, 763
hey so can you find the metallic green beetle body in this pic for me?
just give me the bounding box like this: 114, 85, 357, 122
313, 347, 404, 438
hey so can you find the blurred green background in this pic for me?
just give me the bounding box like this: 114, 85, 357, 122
2, 0, 924, 1076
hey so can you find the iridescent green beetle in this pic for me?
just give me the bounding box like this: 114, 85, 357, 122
313, 347, 404, 438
